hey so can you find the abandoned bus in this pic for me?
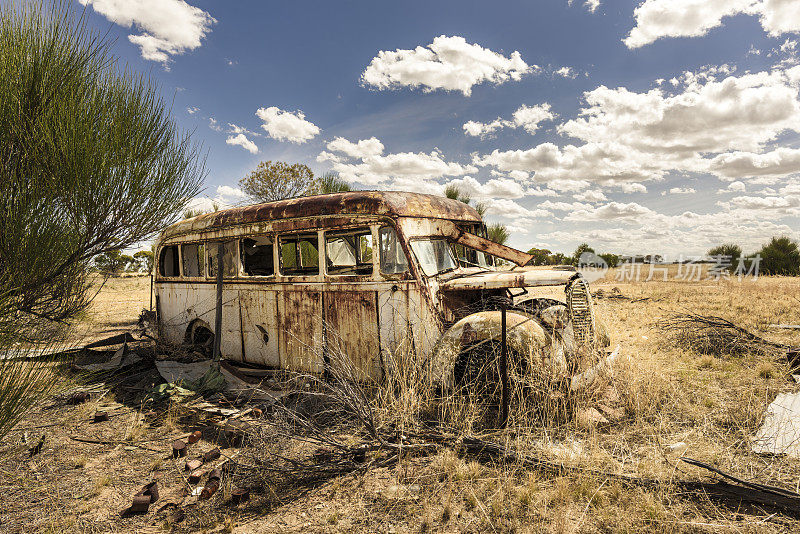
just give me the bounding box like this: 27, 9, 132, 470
154, 191, 600, 384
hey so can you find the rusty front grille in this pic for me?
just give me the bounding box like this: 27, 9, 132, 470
566, 277, 595, 345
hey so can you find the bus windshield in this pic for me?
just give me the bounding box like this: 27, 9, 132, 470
410, 239, 457, 277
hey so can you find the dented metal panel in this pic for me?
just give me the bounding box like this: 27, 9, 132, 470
239, 290, 280, 367
324, 290, 381, 380
220, 288, 243, 360
278, 289, 324, 373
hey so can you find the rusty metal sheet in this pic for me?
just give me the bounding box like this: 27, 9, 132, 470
439, 269, 577, 291
452, 229, 533, 266
278, 289, 324, 373
324, 290, 380, 380
161, 192, 482, 241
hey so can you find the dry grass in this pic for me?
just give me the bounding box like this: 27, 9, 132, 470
2, 274, 800, 532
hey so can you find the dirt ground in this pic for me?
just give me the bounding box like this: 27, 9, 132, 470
2, 272, 800, 533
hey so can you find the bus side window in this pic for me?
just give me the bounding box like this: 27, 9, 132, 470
181, 243, 205, 277
241, 237, 274, 276
279, 234, 319, 276
326, 228, 373, 276
379, 226, 409, 275
159, 245, 180, 277
208, 241, 238, 278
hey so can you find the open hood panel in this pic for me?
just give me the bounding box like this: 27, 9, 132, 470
439, 268, 578, 291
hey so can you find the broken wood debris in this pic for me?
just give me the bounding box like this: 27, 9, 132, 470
658, 313, 798, 359
185, 459, 202, 472
202, 447, 220, 463
172, 440, 187, 458
66, 391, 90, 405
187, 469, 204, 484
92, 411, 109, 423
187, 430, 202, 444
123, 482, 159, 516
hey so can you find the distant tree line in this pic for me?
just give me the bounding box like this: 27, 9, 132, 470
523, 236, 800, 276
93, 249, 154, 275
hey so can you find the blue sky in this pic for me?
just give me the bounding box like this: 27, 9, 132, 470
77, 0, 800, 257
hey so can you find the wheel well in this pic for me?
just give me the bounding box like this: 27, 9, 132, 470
185, 320, 214, 346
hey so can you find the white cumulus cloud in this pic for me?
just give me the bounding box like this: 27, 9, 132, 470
475, 67, 800, 190
361, 35, 534, 96
327, 137, 385, 159
624, 0, 800, 49
255, 107, 320, 144
226, 133, 258, 154
443, 176, 527, 199
79, 0, 215, 63
463, 103, 555, 138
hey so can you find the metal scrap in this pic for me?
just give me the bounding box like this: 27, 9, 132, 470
76, 344, 141, 372
753, 390, 800, 457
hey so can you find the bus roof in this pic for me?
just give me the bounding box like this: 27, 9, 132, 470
162, 191, 483, 239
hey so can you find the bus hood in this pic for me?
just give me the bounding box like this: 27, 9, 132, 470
439, 267, 579, 291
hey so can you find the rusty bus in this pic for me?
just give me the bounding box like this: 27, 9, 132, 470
154, 191, 603, 385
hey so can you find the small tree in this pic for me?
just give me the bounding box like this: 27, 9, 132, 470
317, 171, 352, 194
599, 253, 620, 268
707, 243, 742, 272
0, 0, 202, 440
133, 250, 154, 274
526, 247, 552, 266
240, 161, 316, 203
571, 243, 595, 266
0, 0, 203, 341
94, 250, 133, 275
487, 223, 510, 246
757, 236, 800, 275
445, 184, 471, 205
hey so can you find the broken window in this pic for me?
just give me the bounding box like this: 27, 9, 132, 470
379, 226, 409, 275
325, 228, 374, 276
181, 243, 205, 277
159, 245, 180, 277
411, 239, 457, 277
241, 236, 274, 276
279, 234, 319, 276
208, 241, 237, 278
453, 224, 494, 269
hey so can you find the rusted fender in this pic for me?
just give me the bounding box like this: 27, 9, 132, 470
429, 311, 568, 390
439, 268, 577, 291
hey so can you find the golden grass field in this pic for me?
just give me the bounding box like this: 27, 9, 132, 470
2, 271, 800, 533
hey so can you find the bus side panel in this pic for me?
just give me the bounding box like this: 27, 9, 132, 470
324, 290, 380, 380
220, 288, 243, 361
378, 282, 412, 369
410, 288, 441, 360
157, 283, 187, 345
278, 289, 324, 373
240, 288, 280, 367
158, 282, 215, 345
